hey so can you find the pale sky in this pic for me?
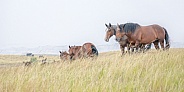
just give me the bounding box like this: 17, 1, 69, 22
1, 0, 184, 48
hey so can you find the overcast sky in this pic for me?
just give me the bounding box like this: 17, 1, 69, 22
0, 0, 184, 48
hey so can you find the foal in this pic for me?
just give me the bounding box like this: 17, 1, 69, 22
59, 51, 71, 61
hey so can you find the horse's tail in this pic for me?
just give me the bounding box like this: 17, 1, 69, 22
91, 45, 98, 56
163, 27, 170, 49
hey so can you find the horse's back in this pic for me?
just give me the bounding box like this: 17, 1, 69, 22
137, 24, 165, 43
82, 43, 95, 52
151, 24, 165, 40
82, 42, 98, 56
136, 25, 156, 42
83, 42, 94, 48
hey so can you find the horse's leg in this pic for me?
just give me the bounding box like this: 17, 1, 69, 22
120, 44, 125, 55
129, 43, 135, 53
159, 40, 165, 50
135, 47, 139, 53
126, 44, 131, 54
135, 40, 140, 53
139, 44, 143, 53
145, 43, 152, 51
131, 47, 134, 53
140, 44, 145, 53
153, 41, 160, 50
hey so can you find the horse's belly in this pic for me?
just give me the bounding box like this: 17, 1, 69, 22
141, 35, 156, 43
119, 41, 128, 46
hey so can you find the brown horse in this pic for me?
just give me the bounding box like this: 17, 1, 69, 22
68, 46, 82, 60
59, 51, 71, 61
116, 23, 170, 50
68, 42, 98, 60
105, 23, 132, 55
105, 23, 151, 54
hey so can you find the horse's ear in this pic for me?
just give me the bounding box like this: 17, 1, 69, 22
123, 24, 126, 29
69, 46, 71, 48
117, 23, 119, 26
109, 23, 112, 27
105, 23, 108, 28
117, 23, 120, 28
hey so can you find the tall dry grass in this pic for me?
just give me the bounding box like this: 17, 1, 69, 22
0, 48, 184, 92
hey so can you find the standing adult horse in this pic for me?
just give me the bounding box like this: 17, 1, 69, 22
105, 23, 151, 54
115, 23, 170, 50
104, 23, 131, 55
68, 42, 98, 60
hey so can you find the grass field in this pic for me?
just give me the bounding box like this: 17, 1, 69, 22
0, 48, 184, 92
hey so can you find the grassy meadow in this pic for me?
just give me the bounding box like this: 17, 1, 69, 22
0, 48, 184, 92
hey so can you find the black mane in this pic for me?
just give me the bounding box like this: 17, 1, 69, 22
112, 24, 125, 34
110, 25, 117, 35
122, 23, 140, 33
119, 24, 125, 32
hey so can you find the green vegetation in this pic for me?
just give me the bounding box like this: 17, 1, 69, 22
0, 49, 183, 92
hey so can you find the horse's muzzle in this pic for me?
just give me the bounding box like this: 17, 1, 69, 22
105, 38, 109, 42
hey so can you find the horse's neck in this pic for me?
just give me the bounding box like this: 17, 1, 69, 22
126, 33, 135, 43
111, 25, 117, 35
126, 34, 132, 38
75, 47, 82, 57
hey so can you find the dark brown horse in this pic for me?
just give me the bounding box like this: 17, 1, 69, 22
68, 42, 98, 60
105, 23, 131, 55
105, 23, 151, 54
59, 51, 71, 61
116, 23, 170, 50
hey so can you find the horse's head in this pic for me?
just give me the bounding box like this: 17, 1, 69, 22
115, 24, 127, 42
68, 46, 75, 57
59, 51, 70, 60
59, 51, 64, 59
104, 23, 116, 42
59, 51, 63, 57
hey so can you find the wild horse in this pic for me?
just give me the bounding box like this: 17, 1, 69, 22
105, 23, 131, 55
59, 51, 71, 61
115, 23, 170, 51
68, 42, 98, 60
105, 23, 151, 54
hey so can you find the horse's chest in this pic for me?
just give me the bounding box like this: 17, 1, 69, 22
128, 38, 135, 44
